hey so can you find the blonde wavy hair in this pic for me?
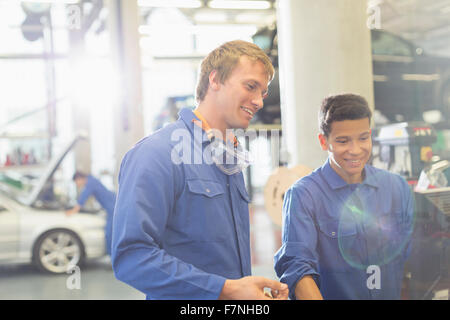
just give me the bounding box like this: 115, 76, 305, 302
195, 40, 275, 103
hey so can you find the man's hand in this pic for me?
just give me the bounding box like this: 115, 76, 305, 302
65, 204, 81, 216
219, 276, 289, 300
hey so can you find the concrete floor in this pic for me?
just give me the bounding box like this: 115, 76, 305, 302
0, 257, 145, 300
0, 192, 281, 300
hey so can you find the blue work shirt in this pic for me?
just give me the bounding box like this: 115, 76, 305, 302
77, 175, 116, 215
78, 175, 116, 255
274, 160, 414, 300
111, 108, 252, 300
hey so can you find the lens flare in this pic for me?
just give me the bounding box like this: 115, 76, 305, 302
336, 186, 413, 270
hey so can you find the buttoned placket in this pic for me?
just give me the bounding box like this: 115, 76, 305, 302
350, 185, 380, 299
227, 174, 247, 277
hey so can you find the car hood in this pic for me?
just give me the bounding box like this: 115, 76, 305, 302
21, 206, 106, 229
17, 134, 87, 207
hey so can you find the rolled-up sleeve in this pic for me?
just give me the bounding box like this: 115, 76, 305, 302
274, 185, 320, 300
111, 140, 226, 300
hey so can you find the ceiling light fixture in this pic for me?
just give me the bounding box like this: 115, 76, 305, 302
208, 0, 271, 10
138, 0, 203, 8
20, 0, 79, 3
139, 24, 258, 36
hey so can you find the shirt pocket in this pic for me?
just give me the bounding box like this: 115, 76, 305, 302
187, 179, 224, 198
317, 218, 359, 271
318, 218, 357, 238
183, 179, 228, 242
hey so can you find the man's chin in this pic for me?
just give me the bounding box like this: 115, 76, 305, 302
330, 159, 366, 183
231, 121, 250, 130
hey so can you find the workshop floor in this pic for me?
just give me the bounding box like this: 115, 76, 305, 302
249, 191, 282, 281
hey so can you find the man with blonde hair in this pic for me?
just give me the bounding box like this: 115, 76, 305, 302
112, 40, 288, 300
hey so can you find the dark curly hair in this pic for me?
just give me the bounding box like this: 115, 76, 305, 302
319, 93, 372, 137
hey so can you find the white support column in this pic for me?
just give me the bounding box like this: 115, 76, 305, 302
68, 3, 91, 174
277, 0, 375, 169
106, 0, 145, 185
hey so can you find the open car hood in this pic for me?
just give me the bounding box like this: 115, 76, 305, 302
17, 133, 87, 206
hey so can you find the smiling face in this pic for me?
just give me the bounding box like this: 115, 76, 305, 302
319, 118, 372, 184
210, 55, 270, 131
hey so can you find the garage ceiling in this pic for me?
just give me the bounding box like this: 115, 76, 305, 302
377, 0, 450, 56
152, 0, 450, 57
4, 0, 450, 57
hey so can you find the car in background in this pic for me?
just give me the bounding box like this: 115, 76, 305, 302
0, 136, 106, 274
252, 27, 450, 124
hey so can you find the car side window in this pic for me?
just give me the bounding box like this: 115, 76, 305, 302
371, 31, 413, 57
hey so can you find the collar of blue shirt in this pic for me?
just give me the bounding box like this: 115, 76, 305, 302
178, 108, 211, 145
321, 158, 379, 190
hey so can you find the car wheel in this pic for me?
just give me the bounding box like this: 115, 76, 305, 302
33, 229, 85, 274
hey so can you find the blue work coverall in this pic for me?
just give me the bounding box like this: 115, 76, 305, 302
274, 160, 414, 299
77, 175, 116, 255
111, 108, 252, 300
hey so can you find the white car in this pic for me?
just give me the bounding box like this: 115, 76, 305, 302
0, 136, 106, 274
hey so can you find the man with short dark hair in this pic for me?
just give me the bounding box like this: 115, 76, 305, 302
274, 93, 414, 299
66, 171, 115, 255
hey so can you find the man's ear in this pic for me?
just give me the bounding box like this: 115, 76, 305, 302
209, 70, 220, 91
318, 133, 328, 151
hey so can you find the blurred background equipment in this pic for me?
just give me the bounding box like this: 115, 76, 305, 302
373, 121, 438, 180
372, 121, 450, 299
253, 27, 450, 124
263, 165, 312, 227
20, 2, 51, 42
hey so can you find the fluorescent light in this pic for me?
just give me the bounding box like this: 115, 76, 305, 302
138, 0, 202, 8
20, 0, 79, 3
194, 11, 228, 23
235, 12, 275, 24
139, 24, 258, 36
402, 73, 440, 81
208, 0, 271, 10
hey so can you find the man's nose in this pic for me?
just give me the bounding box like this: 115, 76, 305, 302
252, 94, 264, 110
348, 141, 363, 154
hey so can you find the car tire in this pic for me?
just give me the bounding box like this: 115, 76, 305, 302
32, 229, 85, 274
